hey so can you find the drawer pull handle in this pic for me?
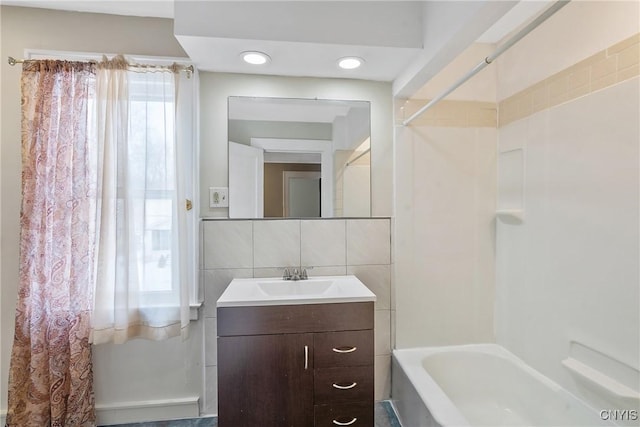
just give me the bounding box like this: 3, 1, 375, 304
333, 417, 357, 426
332, 382, 357, 390
332, 346, 357, 353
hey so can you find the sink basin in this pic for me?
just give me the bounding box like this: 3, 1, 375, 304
257, 279, 333, 296
217, 275, 376, 307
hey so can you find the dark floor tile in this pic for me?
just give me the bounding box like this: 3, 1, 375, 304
103, 402, 399, 426
379, 400, 402, 427
101, 418, 216, 427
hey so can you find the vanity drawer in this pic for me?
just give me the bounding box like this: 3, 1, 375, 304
314, 330, 373, 367
314, 366, 374, 404
218, 302, 373, 336
314, 401, 374, 427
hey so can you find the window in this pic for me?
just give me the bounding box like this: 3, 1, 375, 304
128, 72, 179, 296
27, 51, 200, 342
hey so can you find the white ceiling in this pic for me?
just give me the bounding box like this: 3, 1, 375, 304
1, 0, 551, 87
0, 0, 174, 18
173, 1, 425, 81
476, 0, 551, 43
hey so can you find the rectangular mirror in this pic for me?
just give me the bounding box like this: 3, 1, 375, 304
228, 96, 371, 218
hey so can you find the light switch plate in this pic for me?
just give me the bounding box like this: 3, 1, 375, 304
209, 187, 229, 208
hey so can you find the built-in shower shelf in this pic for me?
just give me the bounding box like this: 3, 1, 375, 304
495, 209, 524, 225
562, 357, 640, 404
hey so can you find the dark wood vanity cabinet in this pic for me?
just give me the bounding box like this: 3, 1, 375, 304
217, 302, 374, 427
217, 333, 314, 426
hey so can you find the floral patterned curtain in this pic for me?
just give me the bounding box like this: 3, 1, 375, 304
7, 60, 98, 426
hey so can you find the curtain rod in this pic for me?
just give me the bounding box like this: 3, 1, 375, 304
402, 0, 570, 127
346, 148, 371, 167
7, 56, 194, 78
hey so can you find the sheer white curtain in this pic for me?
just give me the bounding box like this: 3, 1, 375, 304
92, 56, 190, 344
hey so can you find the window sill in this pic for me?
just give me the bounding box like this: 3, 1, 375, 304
131, 302, 203, 322
189, 302, 203, 321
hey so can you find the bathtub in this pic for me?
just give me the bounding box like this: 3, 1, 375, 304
392, 344, 613, 427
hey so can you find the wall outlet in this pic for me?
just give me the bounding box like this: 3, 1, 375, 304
209, 187, 229, 208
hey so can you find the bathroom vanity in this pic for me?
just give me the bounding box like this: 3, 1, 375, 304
217, 276, 376, 427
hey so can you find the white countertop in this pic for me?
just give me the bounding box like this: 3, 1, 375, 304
216, 275, 377, 307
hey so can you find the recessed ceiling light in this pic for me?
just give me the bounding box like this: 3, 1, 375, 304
242, 51, 270, 65
337, 56, 363, 70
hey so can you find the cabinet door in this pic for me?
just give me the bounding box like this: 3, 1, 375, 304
218, 333, 314, 427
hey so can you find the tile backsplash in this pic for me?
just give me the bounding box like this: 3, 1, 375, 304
200, 218, 392, 415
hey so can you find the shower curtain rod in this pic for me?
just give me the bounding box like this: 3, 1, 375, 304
402, 0, 570, 127
7, 56, 195, 77
346, 147, 371, 166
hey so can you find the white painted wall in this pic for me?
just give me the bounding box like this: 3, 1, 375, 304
393, 0, 516, 98
343, 105, 371, 150
0, 6, 203, 424
199, 72, 393, 218
495, 1, 640, 417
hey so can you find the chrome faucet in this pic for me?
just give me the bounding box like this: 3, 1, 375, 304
283, 266, 313, 281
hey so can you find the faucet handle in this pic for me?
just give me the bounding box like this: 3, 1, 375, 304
283, 268, 291, 280
301, 266, 314, 280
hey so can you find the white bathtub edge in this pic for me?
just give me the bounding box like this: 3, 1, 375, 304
392, 343, 613, 427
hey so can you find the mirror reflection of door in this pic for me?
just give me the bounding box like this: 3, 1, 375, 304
283, 171, 321, 218
263, 162, 321, 217
229, 141, 264, 218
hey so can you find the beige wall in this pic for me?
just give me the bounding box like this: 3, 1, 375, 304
496, 0, 639, 100
199, 72, 393, 218
498, 32, 639, 127
394, 124, 497, 348
0, 6, 203, 425
407, 42, 497, 103
393, 38, 498, 348
494, 1, 639, 419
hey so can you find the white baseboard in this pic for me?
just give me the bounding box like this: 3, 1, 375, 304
96, 396, 200, 425
2, 397, 200, 426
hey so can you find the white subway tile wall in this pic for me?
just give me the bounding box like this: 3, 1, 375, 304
200, 218, 392, 415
